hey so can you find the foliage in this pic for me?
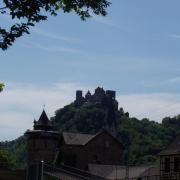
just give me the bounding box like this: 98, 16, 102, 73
3, 100, 180, 167
0, 136, 26, 169
0, 0, 111, 50
52, 102, 179, 165
0, 83, 4, 92
0, 148, 16, 169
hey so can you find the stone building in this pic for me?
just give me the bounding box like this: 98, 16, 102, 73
74, 87, 118, 109
158, 134, 180, 180
74, 87, 119, 136
57, 130, 124, 170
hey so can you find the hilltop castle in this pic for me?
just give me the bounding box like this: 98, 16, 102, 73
74, 87, 118, 109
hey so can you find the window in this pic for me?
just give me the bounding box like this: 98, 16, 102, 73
44, 140, 47, 149
165, 158, 170, 172
174, 157, 180, 172
105, 141, 110, 148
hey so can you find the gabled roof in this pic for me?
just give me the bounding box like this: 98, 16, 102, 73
158, 134, 180, 156
62, 132, 95, 146
62, 130, 124, 148
34, 110, 54, 131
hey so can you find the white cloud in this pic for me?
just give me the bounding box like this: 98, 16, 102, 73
31, 27, 80, 43
117, 93, 180, 121
167, 77, 180, 83
0, 82, 93, 141
169, 34, 180, 39
22, 41, 88, 56
91, 15, 131, 32
1, 82, 180, 141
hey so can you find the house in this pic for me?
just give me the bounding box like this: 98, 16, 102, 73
158, 134, 180, 180
57, 130, 125, 170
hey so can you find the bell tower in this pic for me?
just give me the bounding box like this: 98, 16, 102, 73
25, 110, 60, 162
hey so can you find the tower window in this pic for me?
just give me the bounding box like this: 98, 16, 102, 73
174, 157, 180, 172
44, 141, 47, 149
164, 158, 170, 172
105, 141, 110, 148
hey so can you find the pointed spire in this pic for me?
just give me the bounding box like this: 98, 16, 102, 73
34, 110, 54, 131
38, 110, 49, 125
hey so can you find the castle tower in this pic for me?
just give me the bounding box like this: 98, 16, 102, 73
85, 90, 92, 102
106, 90, 116, 100
93, 87, 106, 102
75, 90, 85, 106
25, 110, 60, 163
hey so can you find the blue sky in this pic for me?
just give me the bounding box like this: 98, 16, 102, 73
1, 0, 180, 140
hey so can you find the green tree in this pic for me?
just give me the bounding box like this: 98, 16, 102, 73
0, 149, 16, 169
0, 83, 4, 92
0, 0, 111, 50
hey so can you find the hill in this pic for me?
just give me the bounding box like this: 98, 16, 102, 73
1, 87, 180, 167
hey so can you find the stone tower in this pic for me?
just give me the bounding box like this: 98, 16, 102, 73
25, 110, 60, 180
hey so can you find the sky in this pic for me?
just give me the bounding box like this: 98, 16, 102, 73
1, 0, 180, 141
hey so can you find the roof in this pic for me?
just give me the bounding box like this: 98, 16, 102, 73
34, 110, 54, 131
62, 130, 124, 148
158, 134, 180, 156
88, 164, 159, 179
62, 132, 95, 145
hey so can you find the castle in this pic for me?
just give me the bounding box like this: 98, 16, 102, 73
74, 87, 119, 136
74, 87, 118, 110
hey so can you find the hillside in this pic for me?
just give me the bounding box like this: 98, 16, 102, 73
1, 87, 180, 167
51, 101, 178, 165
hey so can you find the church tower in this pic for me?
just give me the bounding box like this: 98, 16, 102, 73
25, 110, 60, 163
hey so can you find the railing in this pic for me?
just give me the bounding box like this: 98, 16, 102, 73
118, 175, 160, 180
44, 163, 109, 180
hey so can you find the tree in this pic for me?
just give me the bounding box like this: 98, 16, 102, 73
0, 149, 16, 169
0, 83, 4, 92
0, 0, 111, 50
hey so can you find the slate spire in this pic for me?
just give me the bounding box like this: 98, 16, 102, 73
33, 110, 54, 131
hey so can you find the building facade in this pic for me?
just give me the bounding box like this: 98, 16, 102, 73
58, 130, 124, 170
158, 134, 180, 180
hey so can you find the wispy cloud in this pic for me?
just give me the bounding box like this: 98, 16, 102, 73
169, 34, 180, 39
117, 93, 180, 121
22, 41, 88, 56
141, 76, 180, 88
31, 27, 80, 43
167, 77, 180, 83
91, 15, 131, 32
1, 82, 180, 141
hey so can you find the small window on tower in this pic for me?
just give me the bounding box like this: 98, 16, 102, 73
44, 140, 47, 149
174, 157, 180, 172
105, 141, 110, 148
33, 140, 36, 148
165, 158, 170, 172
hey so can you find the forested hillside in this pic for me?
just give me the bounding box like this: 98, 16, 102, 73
51, 102, 178, 165
1, 88, 180, 168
